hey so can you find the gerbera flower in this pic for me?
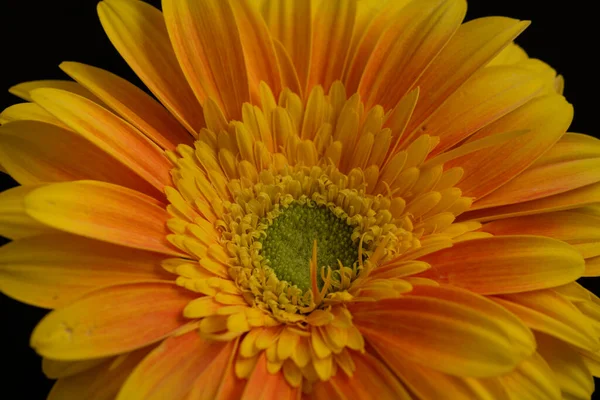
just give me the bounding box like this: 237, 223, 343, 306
1, 0, 599, 398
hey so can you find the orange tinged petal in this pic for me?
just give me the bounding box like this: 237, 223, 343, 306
499, 352, 561, 400
42, 357, 109, 379
162, 0, 249, 120
272, 40, 303, 98
492, 290, 599, 351
23, 181, 183, 256
0, 103, 65, 127
406, 17, 530, 131
241, 353, 299, 400
532, 132, 600, 167
31, 89, 171, 196
418, 236, 584, 294
0, 185, 54, 240
60, 62, 192, 150
9, 80, 103, 104
97, 0, 203, 133
117, 331, 235, 400
31, 282, 195, 360
351, 285, 535, 377
0, 234, 171, 309
48, 348, 151, 400
314, 352, 411, 400
0, 121, 161, 197
447, 95, 573, 199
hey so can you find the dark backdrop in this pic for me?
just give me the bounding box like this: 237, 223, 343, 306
0, 0, 596, 398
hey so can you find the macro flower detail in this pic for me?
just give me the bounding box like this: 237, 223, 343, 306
1, 0, 599, 399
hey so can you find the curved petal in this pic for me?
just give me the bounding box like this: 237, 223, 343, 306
97, 0, 203, 133
447, 94, 573, 199
31, 88, 171, 197
23, 181, 183, 256
0, 121, 161, 197
536, 333, 594, 400
350, 285, 535, 377
313, 351, 411, 400
48, 348, 151, 400
43, 357, 110, 379
418, 236, 584, 294
241, 353, 299, 400
491, 290, 599, 351
0, 103, 65, 127
9, 80, 103, 104
162, 0, 249, 120
0, 233, 172, 309
31, 282, 195, 360
117, 331, 235, 400
60, 62, 193, 151
0, 184, 54, 240
499, 352, 561, 400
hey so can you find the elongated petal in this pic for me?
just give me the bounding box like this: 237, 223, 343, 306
406, 17, 530, 131
117, 331, 235, 400
163, 0, 249, 120
9, 80, 103, 104
418, 236, 584, 294
241, 353, 299, 400
314, 351, 410, 399
499, 352, 561, 400
31, 88, 171, 196
48, 348, 151, 400
425, 66, 545, 156
532, 132, 600, 167
0, 103, 65, 127
492, 290, 599, 351
23, 181, 183, 256
0, 234, 171, 309
351, 285, 535, 377
31, 282, 195, 360
60, 62, 192, 150
0, 185, 53, 240
97, 0, 203, 133
481, 212, 600, 259
447, 95, 573, 199
0, 121, 160, 196
43, 358, 109, 379
536, 333, 594, 400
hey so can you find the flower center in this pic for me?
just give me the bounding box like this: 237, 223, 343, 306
259, 201, 359, 292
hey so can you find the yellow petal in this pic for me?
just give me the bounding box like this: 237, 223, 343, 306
0, 103, 65, 127
499, 352, 561, 400
419, 235, 584, 294
97, 0, 203, 133
351, 285, 535, 377
60, 62, 193, 150
24, 181, 183, 256
9, 80, 104, 104
488, 43, 529, 66
162, 0, 249, 120
31, 282, 195, 360
0, 184, 54, 240
42, 358, 109, 380
0, 233, 171, 309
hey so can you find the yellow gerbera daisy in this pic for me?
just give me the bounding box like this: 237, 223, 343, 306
1, 0, 599, 399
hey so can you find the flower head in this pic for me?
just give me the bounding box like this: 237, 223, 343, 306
1, 0, 599, 399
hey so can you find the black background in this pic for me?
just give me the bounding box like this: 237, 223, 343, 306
0, 1, 596, 398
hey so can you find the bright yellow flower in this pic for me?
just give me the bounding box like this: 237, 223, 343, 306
1, 0, 599, 399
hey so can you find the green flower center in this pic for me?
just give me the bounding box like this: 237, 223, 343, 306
259, 202, 359, 292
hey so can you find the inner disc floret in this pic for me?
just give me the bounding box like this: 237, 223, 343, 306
259, 201, 359, 292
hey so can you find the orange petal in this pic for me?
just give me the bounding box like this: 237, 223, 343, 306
47, 348, 151, 400
499, 352, 561, 400
60, 62, 192, 151
9, 80, 104, 104
350, 285, 535, 377
531, 132, 600, 167
31, 282, 195, 360
447, 95, 573, 199
272, 40, 302, 98
31, 88, 171, 196
117, 331, 235, 400
359, 0, 466, 110
230, 0, 281, 100
97, 0, 203, 133
241, 353, 299, 400
23, 181, 183, 256
162, 0, 249, 120
492, 290, 599, 351
307, 0, 357, 93
406, 17, 530, 131
261, 0, 312, 92
0, 233, 172, 309
536, 333, 594, 400
0, 121, 161, 197
313, 351, 411, 400
424, 66, 546, 156
418, 235, 584, 294
0, 184, 54, 240
481, 211, 600, 259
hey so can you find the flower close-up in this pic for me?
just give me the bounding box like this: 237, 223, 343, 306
1, 0, 599, 399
